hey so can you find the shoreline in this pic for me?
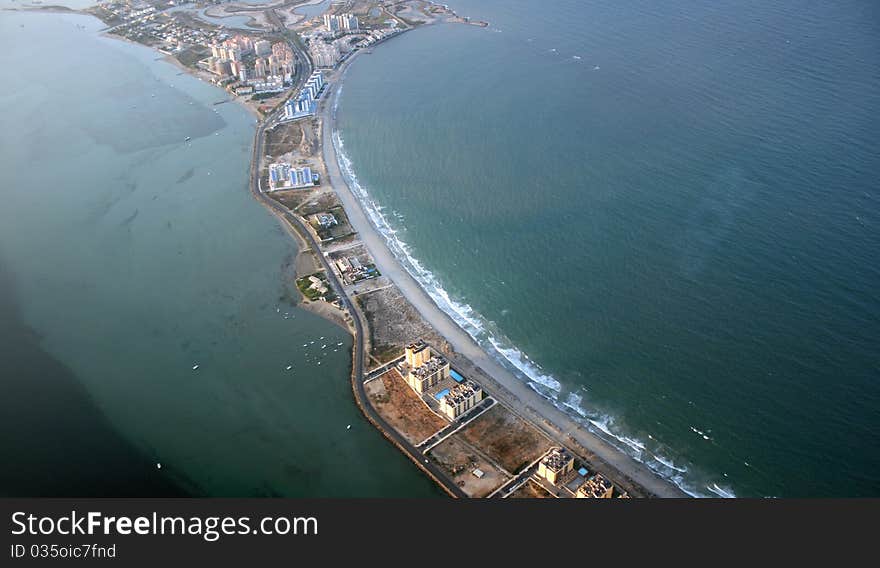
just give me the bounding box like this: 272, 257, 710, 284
51, 2, 687, 497
316, 35, 687, 498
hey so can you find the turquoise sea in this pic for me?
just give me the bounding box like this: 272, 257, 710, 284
0, 10, 439, 497
334, 0, 880, 496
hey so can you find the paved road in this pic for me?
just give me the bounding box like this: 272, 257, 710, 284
314, 44, 687, 499
247, 16, 687, 500
248, 20, 467, 498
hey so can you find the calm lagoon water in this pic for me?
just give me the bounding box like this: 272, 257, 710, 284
0, 10, 439, 497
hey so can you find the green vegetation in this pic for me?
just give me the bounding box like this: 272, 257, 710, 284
296, 273, 326, 302
176, 45, 210, 68
295, 272, 337, 302
250, 92, 280, 102
373, 344, 403, 364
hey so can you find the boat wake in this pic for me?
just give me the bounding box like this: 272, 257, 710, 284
330, 84, 735, 499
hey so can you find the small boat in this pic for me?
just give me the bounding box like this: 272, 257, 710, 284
185, 136, 191, 142
286, 365, 292, 371
346, 425, 351, 430
192, 364, 199, 370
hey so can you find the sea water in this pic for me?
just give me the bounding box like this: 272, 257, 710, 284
334, 0, 880, 497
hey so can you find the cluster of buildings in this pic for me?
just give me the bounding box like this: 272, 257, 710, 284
282, 71, 326, 120
309, 40, 343, 69
384, 337, 633, 496
305, 15, 397, 69
534, 447, 629, 498
358, 26, 400, 46
334, 256, 379, 284
99, 2, 225, 52
400, 341, 484, 420
156, 22, 222, 53
121, 5, 156, 20
323, 13, 359, 33
205, 35, 294, 93
97, 1, 156, 26
401, 341, 450, 394
152, 18, 223, 54
267, 163, 317, 191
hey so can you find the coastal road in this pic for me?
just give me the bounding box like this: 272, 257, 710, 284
247, 32, 467, 498
316, 46, 688, 498
255, 19, 683, 498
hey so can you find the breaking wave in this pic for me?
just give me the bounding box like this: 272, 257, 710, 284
330, 81, 734, 499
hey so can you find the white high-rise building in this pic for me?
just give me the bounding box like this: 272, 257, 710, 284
323, 13, 358, 33
323, 13, 339, 32
342, 14, 358, 31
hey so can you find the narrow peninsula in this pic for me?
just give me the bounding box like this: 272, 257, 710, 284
42, 0, 685, 498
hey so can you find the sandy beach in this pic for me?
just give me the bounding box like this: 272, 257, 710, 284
317, 43, 688, 498
56, 0, 686, 497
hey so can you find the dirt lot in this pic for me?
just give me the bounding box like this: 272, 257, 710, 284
457, 405, 552, 475
428, 436, 509, 498
300, 117, 322, 157
365, 369, 445, 445
270, 189, 340, 214
295, 191, 342, 216
264, 122, 304, 161
509, 480, 554, 499
355, 284, 447, 365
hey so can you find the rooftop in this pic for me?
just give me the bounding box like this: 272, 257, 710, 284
411, 356, 448, 379
541, 447, 573, 472
578, 474, 615, 498
442, 380, 481, 405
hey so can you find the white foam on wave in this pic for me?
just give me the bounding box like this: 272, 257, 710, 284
652, 453, 688, 473
330, 83, 734, 499
573, 407, 721, 497
586, 416, 645, 455
707, 484, 736, 498
487, 336, 561, 392
562, 392, 589, 418
336, 123, 569, 400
